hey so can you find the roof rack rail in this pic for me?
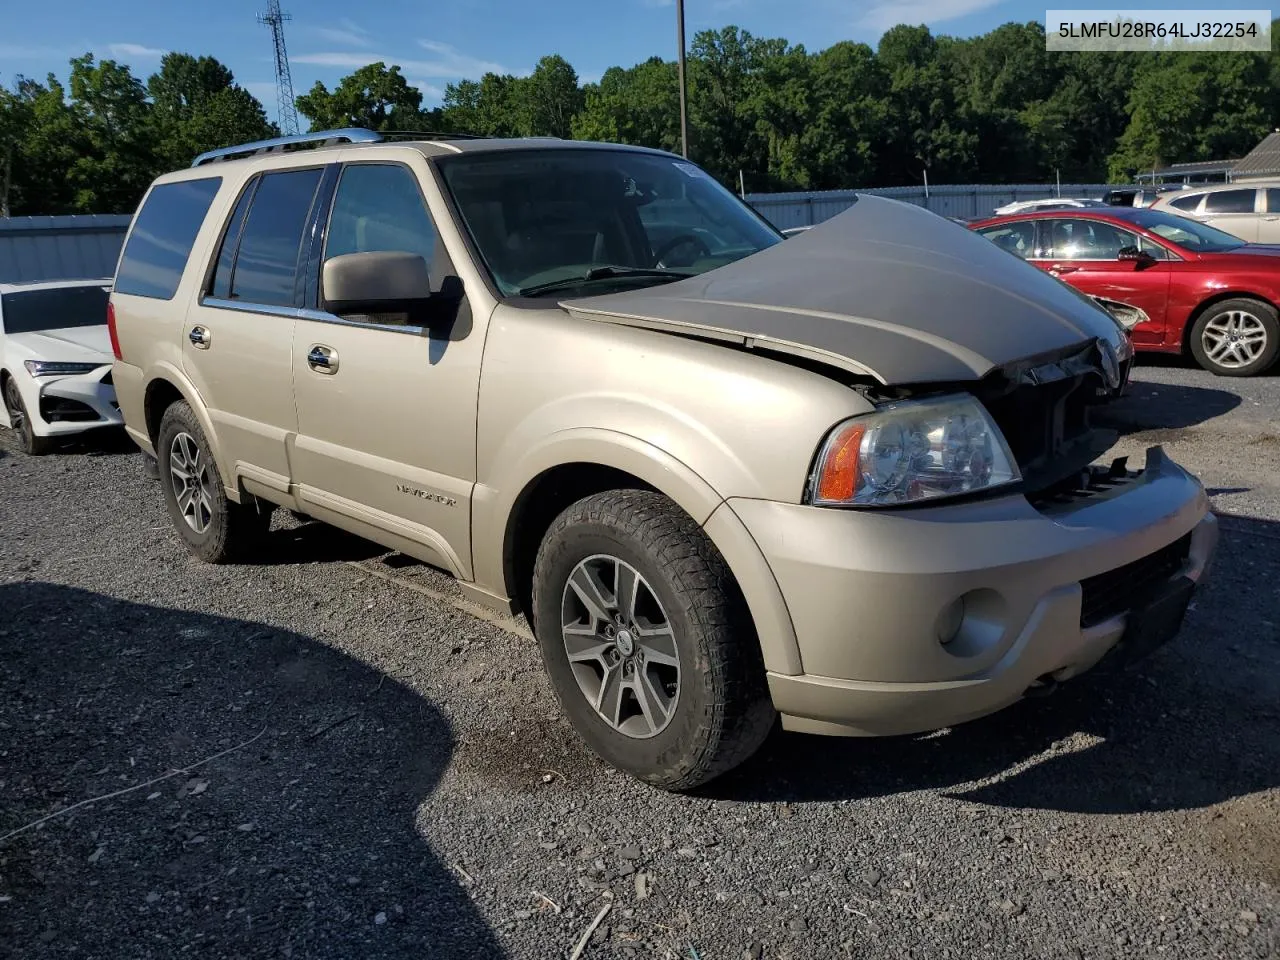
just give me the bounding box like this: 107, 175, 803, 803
375, 130, 489, 142
191, 128, 383, 167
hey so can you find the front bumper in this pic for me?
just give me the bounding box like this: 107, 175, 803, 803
28, 368, 122, 436
733, 446, 1218, 737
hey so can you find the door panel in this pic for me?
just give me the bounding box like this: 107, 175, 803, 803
290, 162, 480, 578
1033, 217, 1171, 346
180, 169, 325, 488
291, 317, 480, 576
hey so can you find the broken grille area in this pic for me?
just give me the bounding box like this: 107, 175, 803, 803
1078, 533, 1192, 628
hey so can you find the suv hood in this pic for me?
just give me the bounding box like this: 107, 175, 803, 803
563, 194, 1125, 385
6, 326, 113, 364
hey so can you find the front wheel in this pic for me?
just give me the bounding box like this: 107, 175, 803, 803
2, 376, 55, 455
156, 401, 272, 563
1188, 298, 1279, 377
531, 489, 775, 791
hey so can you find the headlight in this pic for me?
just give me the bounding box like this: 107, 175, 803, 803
806, 393, 1020, 507
23, 361, 104, 378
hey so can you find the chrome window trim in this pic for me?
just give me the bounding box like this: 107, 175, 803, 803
199, 296, 429, 337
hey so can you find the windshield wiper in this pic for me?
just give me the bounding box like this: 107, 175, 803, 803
517, 266, 691, 297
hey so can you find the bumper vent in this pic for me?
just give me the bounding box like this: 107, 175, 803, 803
38, 396, 100, 423
100, 370, 113, 386
1078, 533, 1193, 629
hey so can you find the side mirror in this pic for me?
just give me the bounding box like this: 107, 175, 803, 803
1117, 245, 1152, 263
322, 251, 433, 316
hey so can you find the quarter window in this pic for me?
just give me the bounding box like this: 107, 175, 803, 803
979, 222, 1035, 259
324, 164, 437, 270
115, 178, 222, 300
1202, 189, 1256, 214
209, 181, 257, 300
228, 168, 324, 307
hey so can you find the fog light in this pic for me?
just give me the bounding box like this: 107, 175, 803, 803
936, 597, 964, 645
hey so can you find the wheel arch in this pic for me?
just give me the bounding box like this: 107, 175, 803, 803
485, 429, 802, 675
141, 362, 238, 501
1181, 291, 1279, 354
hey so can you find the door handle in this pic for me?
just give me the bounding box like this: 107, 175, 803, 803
189, 325, 211, 349
307, 345, 339, 374
1049, 264, 1078, 275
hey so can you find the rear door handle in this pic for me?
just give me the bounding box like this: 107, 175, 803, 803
1049, 264, 1078, 275
307, 345, 339, 374
189, 325, 211, 349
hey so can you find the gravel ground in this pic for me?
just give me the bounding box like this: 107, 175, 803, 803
1, 357, 1277, 960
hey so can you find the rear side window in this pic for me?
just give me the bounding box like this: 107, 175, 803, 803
114, 178, 222, 300
324, 164, 437, 269
1166, 193, 1201, 212
1267, 188, 1280, 213
227, 168, 324, 307
209, 181, 258, 300
1203, 189, 1256, 214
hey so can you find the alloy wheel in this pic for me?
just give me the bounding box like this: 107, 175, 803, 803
560, 554, 681, 739
169, 431, 215, 534
1201, 309, 1269, 370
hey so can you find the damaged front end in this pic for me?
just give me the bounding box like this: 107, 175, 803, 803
865, 337, 1133, 504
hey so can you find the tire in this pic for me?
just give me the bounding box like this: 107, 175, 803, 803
156, 401, 272, 563
1188, 298, 1280, 377
2, 375, 56, 456
531, 489, 775, 791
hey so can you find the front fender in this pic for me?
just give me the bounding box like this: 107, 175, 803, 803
471, 426, 803, 675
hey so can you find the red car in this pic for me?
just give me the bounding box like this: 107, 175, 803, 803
969, 207, 1280, 376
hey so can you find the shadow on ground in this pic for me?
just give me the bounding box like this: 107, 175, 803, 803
706, 513, 1280, 819
1096, 379, 1242, 435
0, 583, 503, 960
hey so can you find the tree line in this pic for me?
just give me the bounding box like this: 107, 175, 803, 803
4, 20, 1280, 216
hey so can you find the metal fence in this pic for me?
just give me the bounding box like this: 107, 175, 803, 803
745, 183, 1132, 229
0, 215, 131, 284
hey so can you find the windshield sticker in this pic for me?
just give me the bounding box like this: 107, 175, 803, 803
674, 162, 712, 181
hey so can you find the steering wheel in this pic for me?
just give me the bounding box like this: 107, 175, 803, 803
653, 234, 712, 269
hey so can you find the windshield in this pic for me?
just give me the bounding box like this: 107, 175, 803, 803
1, 285, 110, 334
438, 148, 783, 297
1130, 210, 1246, 252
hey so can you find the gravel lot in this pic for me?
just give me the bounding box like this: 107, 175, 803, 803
1, 358, 1277, 960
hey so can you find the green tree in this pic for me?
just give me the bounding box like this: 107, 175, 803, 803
571, 58, 680, 151
296, 62, 434, 132
66, 54, 155, 211
519, 55, 584, 138
1108, 52, 1271, 179
148, 53, 275, 168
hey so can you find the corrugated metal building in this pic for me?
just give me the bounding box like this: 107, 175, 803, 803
745, 183, 1129, 229
0, 215, 131, 284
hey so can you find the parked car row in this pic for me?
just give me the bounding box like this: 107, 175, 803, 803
4, 134, 1220, 792
970, 206, 1280, 377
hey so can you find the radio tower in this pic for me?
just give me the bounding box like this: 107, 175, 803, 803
258, 0, 300, 135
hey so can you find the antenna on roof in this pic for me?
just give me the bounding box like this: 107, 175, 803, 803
257, 0, 300, 136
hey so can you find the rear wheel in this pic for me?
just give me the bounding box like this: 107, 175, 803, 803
2, 376, 55, 456
531, 489, 775, 791
1188, 298, 1279, 377
157, 401, 272, 563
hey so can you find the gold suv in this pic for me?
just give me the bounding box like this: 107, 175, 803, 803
109, 129, 1218, 790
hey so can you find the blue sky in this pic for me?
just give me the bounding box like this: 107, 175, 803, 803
0, 0, 1240, 121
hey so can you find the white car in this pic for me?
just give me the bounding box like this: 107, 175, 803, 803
0, 279, 122, 455
992, 197, 1108, 215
